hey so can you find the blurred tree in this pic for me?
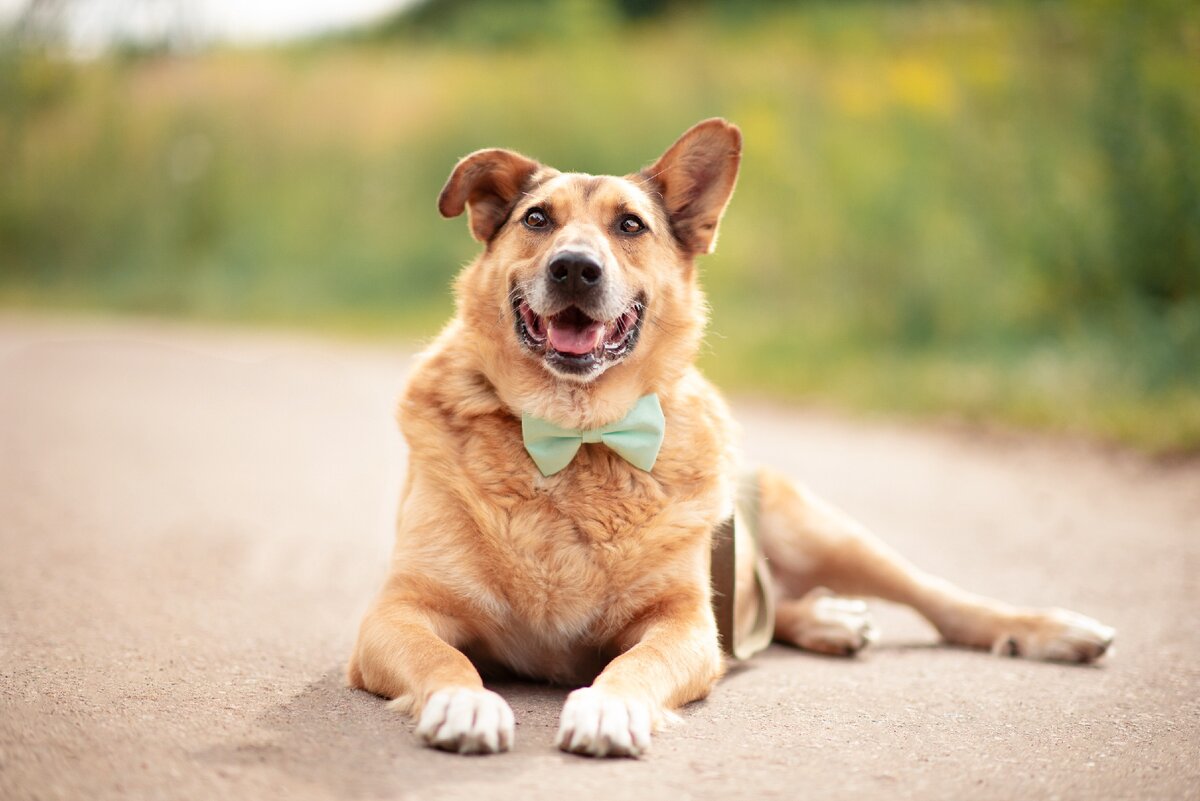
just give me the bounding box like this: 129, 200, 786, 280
7, 0, 202, 54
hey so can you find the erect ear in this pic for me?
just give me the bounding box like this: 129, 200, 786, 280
640, 118, 742, 256
438, 148, 547, 242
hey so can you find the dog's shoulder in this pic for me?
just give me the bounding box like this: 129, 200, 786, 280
400, 321, 504, 426
655, 367, 738, 487
398, 326, 537, 501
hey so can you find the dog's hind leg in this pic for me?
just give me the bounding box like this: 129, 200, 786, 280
773, 587, 879, 656
753, 467, 1115, 663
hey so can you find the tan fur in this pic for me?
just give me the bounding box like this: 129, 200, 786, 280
348, 119, 1114, 758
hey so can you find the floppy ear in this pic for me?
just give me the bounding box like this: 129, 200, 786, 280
640, 118, 742, 256
438, 148, 546, 242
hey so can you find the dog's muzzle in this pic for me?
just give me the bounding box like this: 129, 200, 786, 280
513, 291, 644, 378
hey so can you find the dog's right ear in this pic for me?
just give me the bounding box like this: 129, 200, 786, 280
438, 149, 546, 242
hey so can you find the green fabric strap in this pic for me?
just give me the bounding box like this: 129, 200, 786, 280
712, 469, 776, 660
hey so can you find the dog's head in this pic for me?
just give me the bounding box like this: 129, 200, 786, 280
441, 119, 740, 420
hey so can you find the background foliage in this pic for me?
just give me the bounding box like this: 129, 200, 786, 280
2, 0, 1198, 450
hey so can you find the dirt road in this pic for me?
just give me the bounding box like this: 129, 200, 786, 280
2, 314, 1198, 801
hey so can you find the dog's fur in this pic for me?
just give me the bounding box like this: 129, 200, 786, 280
348, 119, 1115, 758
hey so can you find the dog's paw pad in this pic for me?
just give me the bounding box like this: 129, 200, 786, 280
791, 594, 878, 656
555, 687, 654, 758
415, 687, 514, 755
992, 608, 1115, 664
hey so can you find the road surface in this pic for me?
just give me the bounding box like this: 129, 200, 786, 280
2, 314, 1197, 800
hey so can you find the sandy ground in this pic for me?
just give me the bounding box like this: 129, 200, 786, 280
1, 314, 1198, 801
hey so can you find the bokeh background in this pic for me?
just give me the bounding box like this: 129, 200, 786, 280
2, 0, 1197, 451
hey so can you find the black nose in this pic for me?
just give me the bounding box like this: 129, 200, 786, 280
547, 252, 603, 293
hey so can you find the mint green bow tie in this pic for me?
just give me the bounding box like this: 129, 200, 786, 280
521, 394, 665, 477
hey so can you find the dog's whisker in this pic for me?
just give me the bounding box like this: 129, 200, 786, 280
493, 288, 521, 329
628, 301, 688, 336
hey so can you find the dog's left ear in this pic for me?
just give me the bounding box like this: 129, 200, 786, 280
438, 148, 546, 242
640, 118, 742, 257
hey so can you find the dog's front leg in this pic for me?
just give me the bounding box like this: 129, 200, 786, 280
556, 595, 722, 758
349, 593, 514, 754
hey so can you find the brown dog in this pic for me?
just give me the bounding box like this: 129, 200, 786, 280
347, 119, 1115, 758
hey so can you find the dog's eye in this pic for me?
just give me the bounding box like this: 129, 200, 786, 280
523, 208, 549, 229
618, 214, 646, 235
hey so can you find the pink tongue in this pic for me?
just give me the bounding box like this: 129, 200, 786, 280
548, 321, 605, 355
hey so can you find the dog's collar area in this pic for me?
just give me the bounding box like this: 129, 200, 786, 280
520, 393, 664, 476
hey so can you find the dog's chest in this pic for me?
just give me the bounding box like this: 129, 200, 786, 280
487, 466, 670, 615
461, 451, 699, 649
470, 495, 667, 681
431, 395, 730, 678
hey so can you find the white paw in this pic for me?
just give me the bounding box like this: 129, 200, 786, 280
414, 687, 514, 755
793, 593, 879, 656
992, 608, 1116, 664
555, 687, 654, 758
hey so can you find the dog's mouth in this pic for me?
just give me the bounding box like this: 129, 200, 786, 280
513, 295, 644, 376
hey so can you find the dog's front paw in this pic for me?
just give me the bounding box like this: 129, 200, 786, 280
556, 687, 654, 758
415, 687, 514, 754
991, 608, 1115, 664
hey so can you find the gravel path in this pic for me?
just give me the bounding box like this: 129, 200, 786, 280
2, 314, 1197, 801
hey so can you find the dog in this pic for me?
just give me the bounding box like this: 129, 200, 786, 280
347, 118, 1115, 758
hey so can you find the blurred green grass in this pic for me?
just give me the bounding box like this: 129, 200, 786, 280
2, 0, 1198, 451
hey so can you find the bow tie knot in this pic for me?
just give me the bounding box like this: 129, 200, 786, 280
521, 394, 665, 477
580, 428, 605, 445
